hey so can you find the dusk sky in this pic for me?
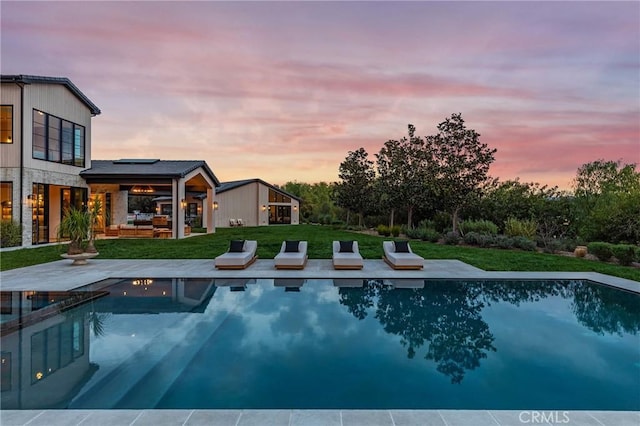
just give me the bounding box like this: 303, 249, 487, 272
2, 1, 638, 189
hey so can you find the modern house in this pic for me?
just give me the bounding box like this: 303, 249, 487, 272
214, 179, 300, 227
1, 75, 300, 248
1, 75, 101, 246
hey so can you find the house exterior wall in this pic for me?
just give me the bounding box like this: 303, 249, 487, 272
215, 182, 300, 227
1, 80, 95, 246
215, 182, 259, 227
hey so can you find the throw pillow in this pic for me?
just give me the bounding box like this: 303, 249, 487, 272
394, 241, 410, 253
339, 240, 354, 253
229, 240, 245, 252
284, 240, 300, 253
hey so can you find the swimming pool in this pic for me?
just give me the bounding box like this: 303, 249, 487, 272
1, 278, 638, 410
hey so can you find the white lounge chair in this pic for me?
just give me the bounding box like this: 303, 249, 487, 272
382, 241, 424, 270
332, 240, 364, 270
214, 240, 258, 269
274, 240, 308, 270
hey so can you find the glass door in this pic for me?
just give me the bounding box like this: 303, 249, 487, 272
32, 183, 49, 244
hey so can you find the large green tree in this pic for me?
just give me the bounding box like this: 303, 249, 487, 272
335, 148, 375, 227
375, 124, 434, 228
426, 113, 496, 234
572, 160, 640, 243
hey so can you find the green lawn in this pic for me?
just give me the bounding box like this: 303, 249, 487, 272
1, 224, 638, 282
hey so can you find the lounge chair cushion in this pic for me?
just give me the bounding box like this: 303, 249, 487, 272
215, 240, 258, 268
383, 241, 424, 268
332, 240, 363, 269
339, 240, 354, 253
275, 241, 308, 269
229, 240, 245, 252
284, 240, 300, 252
394, 241, 410, 253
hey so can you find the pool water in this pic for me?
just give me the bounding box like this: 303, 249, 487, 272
1, 278, 638, 410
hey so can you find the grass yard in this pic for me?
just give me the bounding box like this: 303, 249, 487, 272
1, 224, 639, 282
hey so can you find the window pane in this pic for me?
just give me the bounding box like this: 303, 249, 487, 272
0, 106, 12, 144
1, 182, 12, 222
72, 320, 83, 358
46, 326, 60, 375
61, 120, 73, 165
74, 126, 84, 167
32, 110, 46, 160
48, 116, 61, 162
60, 321, 73, 367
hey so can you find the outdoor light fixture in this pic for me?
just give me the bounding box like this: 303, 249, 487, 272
130, 185, 155, 194
261, 205, 267, 212
293, 205, 298, 211
181, 199, 187, 209
132, 278, 153, 286
213, 201, 219, 210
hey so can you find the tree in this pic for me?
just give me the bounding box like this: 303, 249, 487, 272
375, 124, 435, 228
335, 148, 375, 227
426, 113, 496, 234
572, 160, 640, 243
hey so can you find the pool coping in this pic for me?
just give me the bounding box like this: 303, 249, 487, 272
1, 259, 638, 425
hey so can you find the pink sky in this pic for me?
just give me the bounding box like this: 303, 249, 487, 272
2, 1, 638, 189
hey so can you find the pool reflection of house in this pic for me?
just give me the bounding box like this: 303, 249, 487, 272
0, 279, 215, 409
88, 278, 216, 314
0, 291, 98, 409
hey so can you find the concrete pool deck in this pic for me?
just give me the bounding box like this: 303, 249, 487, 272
1, 259, 639, 425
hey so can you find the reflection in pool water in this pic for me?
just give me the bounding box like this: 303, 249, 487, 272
0, 278, 638, 410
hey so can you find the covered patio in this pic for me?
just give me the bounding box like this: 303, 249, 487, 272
80, 159, 220, 239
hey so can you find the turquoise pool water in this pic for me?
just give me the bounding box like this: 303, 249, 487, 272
1, 278, 638, 410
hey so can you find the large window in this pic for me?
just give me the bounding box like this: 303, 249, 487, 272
30, 318, 84, 384
268, 189, 291, 203
1, 182, 12, 221
32, 109, 85, 167
0, 106, 12, 143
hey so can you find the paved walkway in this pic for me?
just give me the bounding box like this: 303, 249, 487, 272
1, 259, 638, 425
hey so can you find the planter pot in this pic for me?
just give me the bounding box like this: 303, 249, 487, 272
574, 246, 588, 258
61, 252, 99, 266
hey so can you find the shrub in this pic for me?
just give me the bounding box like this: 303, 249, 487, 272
460, 220, 498, 235
0, 220, 22, 248
418, 219, 436, 230
463, 231, 482, 245
512, 236, 537, 252
443, 231, 460, 245
504, 218, 537, 239
495, 235, 515, 249
611, 244, 638, 266
405, 227, 421, 239
390, 225, 402, 237
377, 224, 390, 236
421, 228, 441, 243
433, 211, 452, 233
588, 242, 614, 261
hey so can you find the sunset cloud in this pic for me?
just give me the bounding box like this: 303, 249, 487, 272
1, 1, 637, 189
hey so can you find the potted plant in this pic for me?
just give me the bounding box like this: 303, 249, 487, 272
58, 207, 91, 255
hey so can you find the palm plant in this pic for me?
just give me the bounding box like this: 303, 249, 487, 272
85, 196, 103, 254
57, 207, 91, 255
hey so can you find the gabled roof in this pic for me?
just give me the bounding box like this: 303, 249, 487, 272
217, 178, 301, 201
1, 74, 101, 115
81, 159, 220, 186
